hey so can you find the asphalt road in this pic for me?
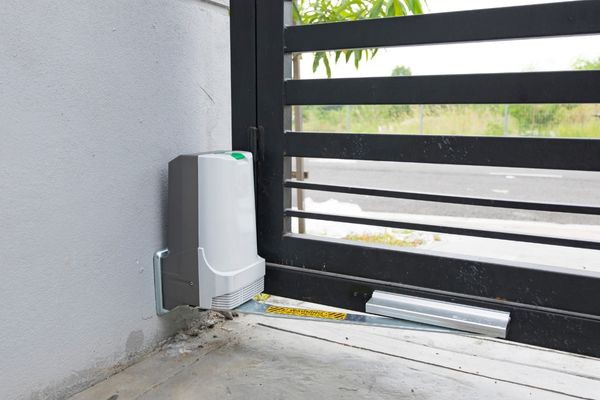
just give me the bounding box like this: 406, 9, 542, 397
293, 159, 600, 226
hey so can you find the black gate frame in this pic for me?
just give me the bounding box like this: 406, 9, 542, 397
231, 0, 600, 357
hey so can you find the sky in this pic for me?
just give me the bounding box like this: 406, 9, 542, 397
299, 0, 600, 79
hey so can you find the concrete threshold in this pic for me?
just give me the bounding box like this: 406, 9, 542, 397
70, 298, 600, 400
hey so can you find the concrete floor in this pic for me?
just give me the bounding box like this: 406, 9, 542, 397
70, 300, 600, 400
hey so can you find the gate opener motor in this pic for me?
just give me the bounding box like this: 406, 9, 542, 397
154, 151, 265, 314
153, 151, 510, 339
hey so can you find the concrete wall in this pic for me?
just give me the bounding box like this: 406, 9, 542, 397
0, 0, 231, 398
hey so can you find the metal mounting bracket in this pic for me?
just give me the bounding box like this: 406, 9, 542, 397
153, 249, 170, 316
366, 291, 510, 338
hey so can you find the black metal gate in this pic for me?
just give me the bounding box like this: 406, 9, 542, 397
231, 0, 600, 357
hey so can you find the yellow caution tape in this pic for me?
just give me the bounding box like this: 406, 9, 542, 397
266, 305, 347, 320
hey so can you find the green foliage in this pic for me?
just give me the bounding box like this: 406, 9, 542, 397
301, 104, 600, 138
509, 104, 563, 132
293, 0, 426, 77
485, 122, 504, 136
574, 57, 600, 71
391, 65, 412, 76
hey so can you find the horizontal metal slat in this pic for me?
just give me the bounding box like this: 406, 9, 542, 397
284, 181, 600, 215
284, 133, 600, 171
285, 0, 600, 52
285, 71, 600, 105
269, 235, 600, 316
284, 210, 600, 250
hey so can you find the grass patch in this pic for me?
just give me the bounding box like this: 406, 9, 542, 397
300, 104, 600, 138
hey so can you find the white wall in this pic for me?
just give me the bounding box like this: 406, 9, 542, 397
0, 0, 231, 398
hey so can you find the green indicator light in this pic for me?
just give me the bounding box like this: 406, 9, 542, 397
230, 152, 246, 160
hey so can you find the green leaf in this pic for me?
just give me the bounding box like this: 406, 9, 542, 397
408, 0, 425, 14
393, 0, 407, 16
368, 0, 385, 18
292, 1, 302, 24
323, 53, 332, 78
335, 50, 342, 63
312, 52, 322, 73
386, 0, 396, 16
354, 49, 362, 69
